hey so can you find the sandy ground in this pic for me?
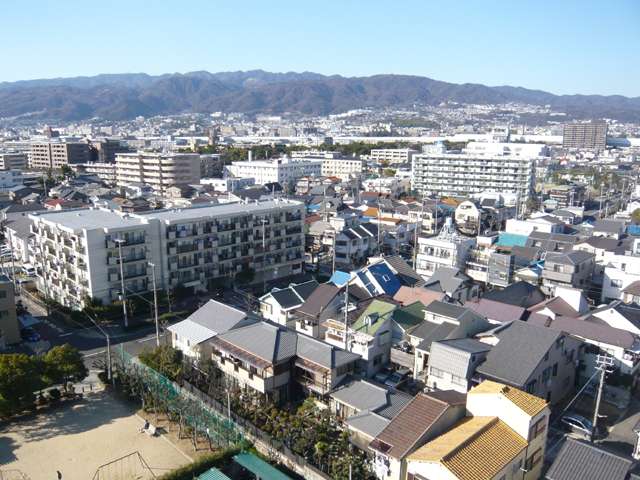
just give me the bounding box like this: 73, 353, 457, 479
0, 390, 192, 480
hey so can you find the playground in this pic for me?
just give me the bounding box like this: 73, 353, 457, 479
0, 389, 192, 480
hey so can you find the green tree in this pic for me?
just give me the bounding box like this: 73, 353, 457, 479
43, 344, 88, 390
60, 164, 76, 180
139, 345, 183, 381
0, 354, 41, 417
632, 209, 640, 225
382, 168, 396, 177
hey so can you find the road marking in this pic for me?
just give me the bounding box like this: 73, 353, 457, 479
83, 350, 106, 358
137, 335, 159, 344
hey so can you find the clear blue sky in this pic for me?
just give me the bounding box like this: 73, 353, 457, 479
2, 0, 638, 96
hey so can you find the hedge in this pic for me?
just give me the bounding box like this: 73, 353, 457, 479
157, 448, 240, 480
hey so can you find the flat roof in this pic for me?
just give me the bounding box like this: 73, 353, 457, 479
29, 199, 303, 231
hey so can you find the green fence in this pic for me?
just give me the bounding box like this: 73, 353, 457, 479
117, 347, 244, 450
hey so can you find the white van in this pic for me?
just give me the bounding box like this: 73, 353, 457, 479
22, 264, 36, 277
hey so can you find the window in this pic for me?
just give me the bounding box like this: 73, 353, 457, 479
526, 379, 537, 393
430, 367, 444, 379
610, 279, 623, 288
0, 290, 6, 299
552, 363, 558, 376
525, 448, 543, 470
529, 417, 546, 440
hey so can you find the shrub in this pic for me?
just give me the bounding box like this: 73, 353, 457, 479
48, 388, 61, 402
157, 448, 239, 480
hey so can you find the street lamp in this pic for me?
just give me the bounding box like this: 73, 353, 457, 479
114, 238, 129, 328
85, 313, 113, 385
148, 261, 160, 347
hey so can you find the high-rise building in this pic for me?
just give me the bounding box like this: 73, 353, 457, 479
28, 199, 305, 309
562, 121, 607, 151
115, 152, 201, 195
0, 151, 28, 170
29, 140, 92, 170
411, 143, 536, 204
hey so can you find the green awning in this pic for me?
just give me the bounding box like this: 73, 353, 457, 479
233, 453, 293, 480
198, 467, 232, 480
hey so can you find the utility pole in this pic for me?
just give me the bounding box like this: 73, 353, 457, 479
85, 313, 113, 386
592, 354, 614, 441
114, 238, 129, 328
261, 218, 268, 294
343, 281, 349, 351
148, 262, 160, 347
331, 228, 337, 275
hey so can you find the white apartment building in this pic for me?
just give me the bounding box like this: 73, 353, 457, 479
412, 143, 537, 204
200, 177, 255, 192
416, 219, 476, 278
28, 199, 305, 309
78, 162, 117, 184
361, 177, 410, 197
115, 152, 201, 195
369, 148, 418, 165
0, 152, 28, 170
320, 157, 363, 180
225, 157, 322, 187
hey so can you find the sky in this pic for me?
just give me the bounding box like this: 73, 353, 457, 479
1, 0, 639, 96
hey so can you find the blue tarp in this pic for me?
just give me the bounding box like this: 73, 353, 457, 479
497, 232, 528, 247
329, 270, 351, 287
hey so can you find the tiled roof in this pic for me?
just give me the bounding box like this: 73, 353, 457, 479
370, 392, 458, 460
392, 301, 427, 331
470, 380, 547, 417
464, 299, 525, 323
352, 299, 397, 336
623, 280, 640, 297
296, 283, 340, 317
393, 286, 444, 307
408, 416, 527, 480
546, 437, 633, 480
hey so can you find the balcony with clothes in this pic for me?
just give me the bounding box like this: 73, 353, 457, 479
293, 358, 331, 396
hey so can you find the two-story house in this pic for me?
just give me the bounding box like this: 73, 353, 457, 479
259, 279, 319, 328
426, 338, 492, 393
541, 250, 595, 296
407, 380, 550, 480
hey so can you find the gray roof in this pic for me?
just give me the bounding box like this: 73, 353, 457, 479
267, 279, 319, 310
296, 333, 360, 369
577, 236, 623, 252
215, 322, 298, 363
423, 267, 471, 294
330, 378, 411, 420
482, 281, 545, 308
4, 216, 33, 240
424, 301, 469, 320
464, 299, 526, 323
186, 300, 250, 334
477, 320, 562, 387
429, 339, 491, 379
383, 255, 426, 287
345, 411, 390, 438
545, 250, 594, 266
593, 219, 625, 234
545, 438, 633, 480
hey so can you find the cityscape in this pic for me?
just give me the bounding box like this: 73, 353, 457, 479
1, 2, 640, 479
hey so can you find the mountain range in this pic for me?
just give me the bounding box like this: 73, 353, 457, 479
1, 70, 638, 122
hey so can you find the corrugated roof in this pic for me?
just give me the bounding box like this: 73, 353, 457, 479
470, 380, 547, 417
214, 322, 298, 364
233, 453, 292, 480
346, 411, 390, 438
546, 438, 633, 480
197, 467, 232, 480
408, 417, 527, 480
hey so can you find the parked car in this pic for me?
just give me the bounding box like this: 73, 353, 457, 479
384, 368, 411, 389
20, 327, 41, 343
560, 413, 593, 439
374, 368, 393, 385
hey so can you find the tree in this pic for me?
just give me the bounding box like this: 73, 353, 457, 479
235, 266, 255, 285
0, 353, 41, 417
632, 209, 640, 225
382, 168, 396, 177
43, 344, 88, 390
60, 164, 76, 180
139, 345, 183, 381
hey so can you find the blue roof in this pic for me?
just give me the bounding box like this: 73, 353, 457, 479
198, 467, 232, 480
497, 232, 528, 247
368, 263, 401, 296
628, 225, 640, 236
233, 453, 292, 480
329, 270, 351, 287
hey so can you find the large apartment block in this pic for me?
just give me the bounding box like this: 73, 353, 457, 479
0, 151, 28, 170
369, 148, 418, 165
225, 157, 322, 186
28, 199, 305, 309
29, 141, 92, 170
411, 145, 536, 202
562, 121, 607, 151
115, 152, 201, 194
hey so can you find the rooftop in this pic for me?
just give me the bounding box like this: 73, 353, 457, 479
470, 380, 548, 417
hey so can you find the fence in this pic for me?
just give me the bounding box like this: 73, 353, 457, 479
117, 348, 244, 450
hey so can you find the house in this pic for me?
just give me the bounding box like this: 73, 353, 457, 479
423, 266, 480, 303
324, 298, 397, 377
590, 301, 640, 336
541, 250, 595, 296
475, 320, 581, 404
259, 280, 319, 328
293, 283, 342, 338
210, 321, 360, 403
369, 390, 467, 480
410, 302, 490, 380
526, 231, 578, 252
381, 255, 426, 287
329, 378, 412, 450
407, 381, 550, 480
167, 300, 255, 360
426, 338, 492, 393
463, 298, 527, 325
393, 285, 444, 307
416, 218, 476, 278
574, 236, 625, 287
593, 219, 626, 240
527, 314, 640, 379
545, 438, 635, 480
622, 281, 640, 305
482, 281, 546, 308
352, 261, 402, 298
